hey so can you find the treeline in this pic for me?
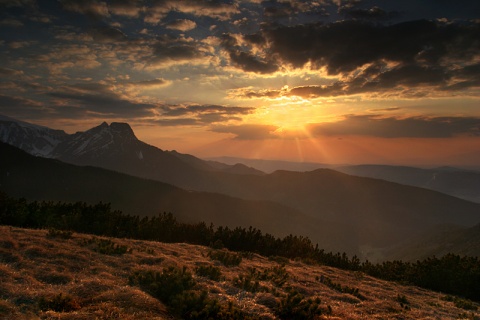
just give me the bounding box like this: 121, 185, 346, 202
0, 192, 479, 302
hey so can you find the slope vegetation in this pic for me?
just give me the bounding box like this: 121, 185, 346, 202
1, 226, 478, 319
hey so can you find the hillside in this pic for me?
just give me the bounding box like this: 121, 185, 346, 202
0, 142, 353, 254
1, 226, 478, 319
335, 165, 480, 203
2, 118, 480, 258
385, 223, 480, 262
197, 169, 480, 255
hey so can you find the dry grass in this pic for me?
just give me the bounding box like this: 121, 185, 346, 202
0, 226, 478, 319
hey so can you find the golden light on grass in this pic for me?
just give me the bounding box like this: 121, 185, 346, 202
1, 226, 478, 319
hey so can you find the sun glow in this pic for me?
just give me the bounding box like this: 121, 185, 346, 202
249, 97, 340, 136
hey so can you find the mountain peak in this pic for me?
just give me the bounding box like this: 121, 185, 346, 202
110, 122, 137, 140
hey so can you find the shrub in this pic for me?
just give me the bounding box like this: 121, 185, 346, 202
268, 255, 289, 264
396, 294, 410, 310
46, 228, 73, 239
82, 237, 131, 255
232, 272, 263, 293
195, 265, 223, 281
442, 295, 477, 311
318, 275, 365, 300
208, 250, 242, 267
169, 290, 222, 319
130, 266, 260, 319
38, 293, 80, 312
276, 290, 323, 320
260, 265, 289, 287
129, 266, 195, 304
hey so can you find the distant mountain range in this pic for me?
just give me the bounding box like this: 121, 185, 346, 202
384, 223, 480, 261
336, 165, 480, 203
206, 156, 331, 173
1, 115, 480, 260
1, 142, 350, 252
207, 156, 480, 204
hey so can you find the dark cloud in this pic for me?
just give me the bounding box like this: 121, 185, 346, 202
127, 78, 169, 88
441, 63, 480, 91
60, 0, 109, 19
229, 50, 279, 74
0, 0, 34, 8
0, 67, 24, 76
48, 83, 155, 118
339, 6, 399, 21
108, 0, 142, 17
165, 19, 197, 32
211, 124, 279, 140
0, 94, 55, 119
261, 0, 328, 20
145, 0, 239, 24
220, 33, 279, 74
307, 115, 480, 138
369, 107, 401, 112
288, 83, 347, 98
157, 104, 255, 126
254, 18, 480, 94
89, 26, 127, 42
235, 61, 471, 99
149, 35, 206, 67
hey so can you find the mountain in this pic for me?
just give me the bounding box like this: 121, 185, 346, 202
2, 117, 480, 258
190, 169, 480, 257
335, 164, 480, 203
206, 156, 331, 173
0, 116, 263, 179
0, 114, 68, 157
384, 223, 480, 261
0, 142, 355, 253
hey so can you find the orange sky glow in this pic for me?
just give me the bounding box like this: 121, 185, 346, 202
1, 0, 479, 166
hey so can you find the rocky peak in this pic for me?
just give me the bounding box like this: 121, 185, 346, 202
110, 122, 137, 141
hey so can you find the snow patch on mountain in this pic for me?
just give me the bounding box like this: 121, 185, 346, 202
0, 116, 68, 157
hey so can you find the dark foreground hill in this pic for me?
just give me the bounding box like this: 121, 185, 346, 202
0, 142, 354, 254
1, 226, 478, 319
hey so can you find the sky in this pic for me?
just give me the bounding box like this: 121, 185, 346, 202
1, 0, 480, 166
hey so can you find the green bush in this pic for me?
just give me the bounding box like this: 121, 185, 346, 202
38, 293, 80, 312
129, 266, 195, 304
442, 295, 477, 311
169, 290, 222, 319
318, 275, 365, 300
195, 265, 223, 281
232, 271, 263, 293
276, 290, 323, 320
46, 228, 73, 239
130, 266, 260, 319
268, 255, 289, 264
82, 237, 131, 255
260, 265, 289, 287
208, 250, 242, 267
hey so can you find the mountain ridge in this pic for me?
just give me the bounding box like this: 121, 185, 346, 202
2, 116, 480, 259
336, 164, 480, 203
0, 141, 355, 254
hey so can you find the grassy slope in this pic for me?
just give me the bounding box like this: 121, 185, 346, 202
0, 226, 478, 319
